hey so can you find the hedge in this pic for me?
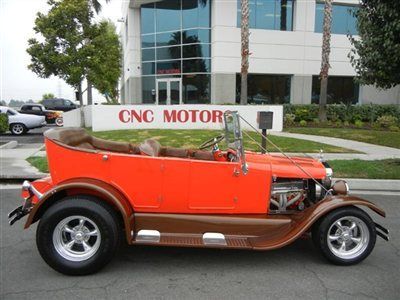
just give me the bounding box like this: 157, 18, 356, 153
284, 104, 400, 124
0, 114, 8, 133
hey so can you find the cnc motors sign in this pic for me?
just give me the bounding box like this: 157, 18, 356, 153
91, 105, 283, 132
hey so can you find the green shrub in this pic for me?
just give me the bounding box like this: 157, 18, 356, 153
284, 104, 400, 125
284, 113, 296, 127
299, 120, 307, 127
0, 114, 8, 133
334, 120, 342, 127
354, 120, 364, 128
376, 115, 398, 128
389, 125, 399, 132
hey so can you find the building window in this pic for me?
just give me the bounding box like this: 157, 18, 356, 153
237, 0, 294, 31
311, 76, 359, 104
140, 0, 211, 104
315, 2, 358, 35
236, 74, 291, 104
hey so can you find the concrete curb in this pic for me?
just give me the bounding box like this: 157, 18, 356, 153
0, 141, 18, 149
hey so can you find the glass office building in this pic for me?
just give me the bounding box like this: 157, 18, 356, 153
140, 0, 212, 104
121, 1, 399, 106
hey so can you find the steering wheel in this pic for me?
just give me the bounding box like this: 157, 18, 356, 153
198, 134, 225, 150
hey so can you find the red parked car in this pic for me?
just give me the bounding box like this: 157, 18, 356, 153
9, 112, 389, 275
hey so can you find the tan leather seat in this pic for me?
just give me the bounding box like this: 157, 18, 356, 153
45, 128, 140, 154
44, 128, 214, 160
139, 139, 161, 156
160, 147, 189, 158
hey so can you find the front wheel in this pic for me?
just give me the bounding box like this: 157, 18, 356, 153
312, 206, 376, 265
36, 196, 120, 275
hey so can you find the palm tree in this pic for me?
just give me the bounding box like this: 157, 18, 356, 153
90, 0, 109, 14
240, 0, 250, 105
319, 0, 333, 122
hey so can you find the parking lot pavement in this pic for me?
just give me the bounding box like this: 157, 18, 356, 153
0, 126, 53, 145
1, 188, 399, 300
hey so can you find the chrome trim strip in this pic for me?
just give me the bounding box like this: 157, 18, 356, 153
136, 230, 160, 243
202, 232, 227, 246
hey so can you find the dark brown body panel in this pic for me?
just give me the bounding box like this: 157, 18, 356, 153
132, 195, 385, 250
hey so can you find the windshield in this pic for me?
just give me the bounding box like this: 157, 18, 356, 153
224, 111, 248, 174
7, 108, 18, 115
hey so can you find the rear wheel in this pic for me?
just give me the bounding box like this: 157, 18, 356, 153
10, 123, 26, 135
312, 206, 376, 265
36, 195, 120, 275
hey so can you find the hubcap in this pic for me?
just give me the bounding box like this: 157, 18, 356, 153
12, 124, 24, 134
52, 216, 101, 262
327, 216, 370, 260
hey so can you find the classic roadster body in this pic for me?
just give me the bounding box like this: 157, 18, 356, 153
9, 112, 389, 275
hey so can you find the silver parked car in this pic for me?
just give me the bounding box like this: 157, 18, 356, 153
0, 106, 46, 135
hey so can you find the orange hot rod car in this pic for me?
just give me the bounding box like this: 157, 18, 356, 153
9, 112, 389, 275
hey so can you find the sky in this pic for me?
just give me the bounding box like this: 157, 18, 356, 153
0, 0, 124, 104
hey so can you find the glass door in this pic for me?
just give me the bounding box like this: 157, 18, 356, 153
156, 78, 182, 105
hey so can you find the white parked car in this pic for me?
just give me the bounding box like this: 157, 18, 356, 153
0, 106, 46, 135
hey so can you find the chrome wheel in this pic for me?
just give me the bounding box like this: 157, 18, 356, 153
327, 216, 370, 260
52, 215, 101, 262
11, 124, 24, 135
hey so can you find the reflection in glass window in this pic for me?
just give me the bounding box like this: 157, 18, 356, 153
183, 29, 210, 44
157, 61, 181, 75
311, 76, 359, 104
183, 44, 210, 58
141, 34, 155, 48
183, 59, 210, 73
236, 74, 291, 104
315, 2, 358, 35
141, 4, 155, 34
142, 48, 155, 62
142, 62, 156, 75
156, 0, 181, 32
182, 0, 211, 29
156, 46, 181, 61
237, 0, 294, 31
156, 32, 181, 47
142, 76, 156, 103
183, 74, 211, 104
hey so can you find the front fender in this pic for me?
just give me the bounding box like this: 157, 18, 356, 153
251, 195, 385, 250
24, 178, 135, 244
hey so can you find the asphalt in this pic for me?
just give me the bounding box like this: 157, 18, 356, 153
0, 188, 399, 299
0, 126, 49, 144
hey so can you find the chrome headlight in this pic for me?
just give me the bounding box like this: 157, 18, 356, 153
332, 180, 349, 195
325, 167, 333, 179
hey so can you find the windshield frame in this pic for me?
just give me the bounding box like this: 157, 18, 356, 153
223, 111, 248, 174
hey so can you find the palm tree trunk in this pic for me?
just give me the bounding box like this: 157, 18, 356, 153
240, 0, 250, 105
319, 0, 333, 122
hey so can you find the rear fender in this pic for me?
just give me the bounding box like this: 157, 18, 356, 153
24, 178, 134, 244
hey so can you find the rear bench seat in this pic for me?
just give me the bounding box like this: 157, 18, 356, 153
44, 128, 214, 161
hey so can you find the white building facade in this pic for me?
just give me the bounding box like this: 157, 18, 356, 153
121, 0, 400, 106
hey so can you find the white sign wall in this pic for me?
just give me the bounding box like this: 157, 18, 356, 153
89, 105, 283, 132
